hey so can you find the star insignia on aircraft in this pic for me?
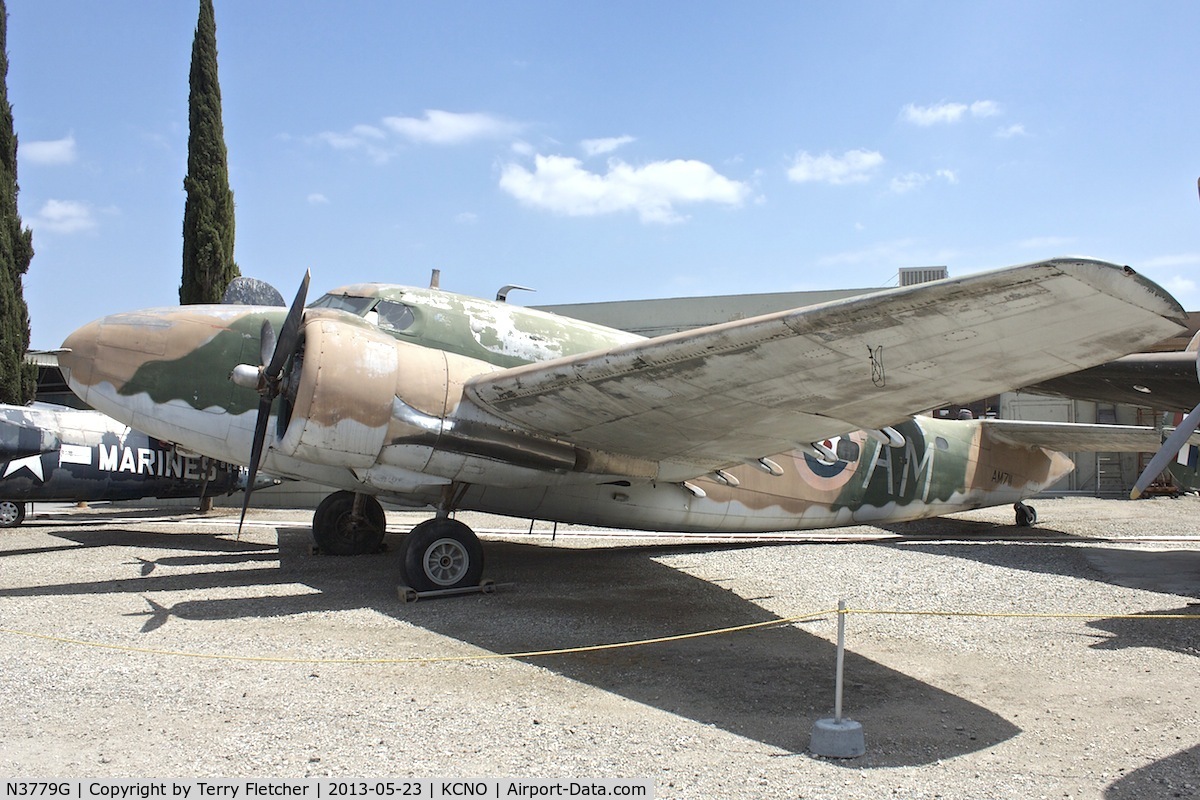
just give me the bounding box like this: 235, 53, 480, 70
2, 454, 46, 482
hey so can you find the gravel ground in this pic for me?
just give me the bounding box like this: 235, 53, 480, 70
1, 495, 1198, 799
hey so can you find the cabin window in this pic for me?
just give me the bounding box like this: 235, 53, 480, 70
935, 436, 949, 451
375, 300, 416, 333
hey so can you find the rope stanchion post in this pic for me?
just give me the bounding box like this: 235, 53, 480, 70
810, 599, 866, 758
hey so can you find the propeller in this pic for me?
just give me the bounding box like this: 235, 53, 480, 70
1129, 178, 1200, 499
1130, 343, 1200, 498
230, 270, 311, 533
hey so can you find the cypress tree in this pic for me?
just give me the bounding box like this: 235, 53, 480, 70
0, 0, 36, 404
180, 0, 238, 304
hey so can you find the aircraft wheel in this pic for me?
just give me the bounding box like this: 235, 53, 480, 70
312, 491, 386, 555
0, 500, 25, 528
402, 518, 484, 592
1014, 502, 1037, 527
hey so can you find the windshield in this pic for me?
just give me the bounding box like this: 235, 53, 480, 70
308, 293, 377, 316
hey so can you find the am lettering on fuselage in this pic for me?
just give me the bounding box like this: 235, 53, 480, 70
58, 258, 1192, 591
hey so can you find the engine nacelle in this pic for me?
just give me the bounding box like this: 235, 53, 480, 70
274, 317, 406, 468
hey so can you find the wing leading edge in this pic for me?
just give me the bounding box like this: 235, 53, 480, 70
465, 258, 1187, 478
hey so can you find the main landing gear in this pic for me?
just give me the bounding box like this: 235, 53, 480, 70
1014, 501, 1038, 527
308, 488, 487, 594
311, 491, 387, 555
402, 517, 485, 592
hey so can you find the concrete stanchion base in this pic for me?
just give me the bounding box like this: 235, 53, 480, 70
809, 717, 866, 758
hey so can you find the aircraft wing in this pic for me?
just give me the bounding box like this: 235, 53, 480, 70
980, 419, 1200, 453
1020, 349, 1199, 413
464, 258, 1186, 476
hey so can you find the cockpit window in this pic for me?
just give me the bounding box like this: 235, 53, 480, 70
308, 293, 376, 316
375, 300, 415, 333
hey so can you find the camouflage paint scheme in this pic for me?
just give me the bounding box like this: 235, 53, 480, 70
0, 403, 251, 523
59, 259, 1188, 535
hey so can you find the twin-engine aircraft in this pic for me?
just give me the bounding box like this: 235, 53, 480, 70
58, 258, 1194, 592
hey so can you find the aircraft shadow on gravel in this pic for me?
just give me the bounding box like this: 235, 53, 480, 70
1105, 744, 1200, 799
0, 521, 1020, 766
874, 517, 1200, 659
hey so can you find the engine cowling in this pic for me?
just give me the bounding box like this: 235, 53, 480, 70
273, 317, 410, 468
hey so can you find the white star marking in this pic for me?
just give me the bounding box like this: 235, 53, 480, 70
3, 454, 45, 482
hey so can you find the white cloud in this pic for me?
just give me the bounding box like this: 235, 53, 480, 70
307, 193, 329, 205
581, 135, 635, 157
317, 111, 519, 161
970, 100, 1001, 118
499, 154, 750, 224
23, 135, 77, 166
787, 150, 884, 185
33, 199, 96, 233
382, 110, 519, 145
316, 128, 393, 163
902, 101, 1002, 126
890, 172, 929, 194
996, 123, 1027, 138
889, 169, 957, 194
455, 211, 479, 225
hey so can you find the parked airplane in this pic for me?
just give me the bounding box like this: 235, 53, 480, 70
1021, 332, 1200, 497
0, 403, 264, 527
58, 258, 1192, 591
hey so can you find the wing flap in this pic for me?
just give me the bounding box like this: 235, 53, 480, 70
466, 258, 1187, 472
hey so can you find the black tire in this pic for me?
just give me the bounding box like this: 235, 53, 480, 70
312, 492, 386, 555
0, 500, 25, 528
1014, 503, 1037, 527
402, 518, 484, 592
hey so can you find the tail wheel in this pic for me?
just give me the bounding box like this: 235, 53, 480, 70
1014, 502, 1037, 527
402, 518, 484, 592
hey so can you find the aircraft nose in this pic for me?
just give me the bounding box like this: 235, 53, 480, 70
59, 312, 173, 406
59, 318, 101, 400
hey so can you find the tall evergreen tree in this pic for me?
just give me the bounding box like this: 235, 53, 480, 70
180, 0, 238, 304
0, 0, 36, 404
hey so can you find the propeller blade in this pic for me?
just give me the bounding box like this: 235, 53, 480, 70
265, 270, 310, 380
238, 395, 274, 536
237, 272, 310, 536
259, 319, 277, 369
1130, 401, 1200, 499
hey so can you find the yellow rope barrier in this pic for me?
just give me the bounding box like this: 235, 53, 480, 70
1, 605, 1195, 664
0, 609, 835, 664
845, 608, 1200, 620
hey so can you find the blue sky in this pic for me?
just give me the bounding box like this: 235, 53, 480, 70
10, 1, 1200, 349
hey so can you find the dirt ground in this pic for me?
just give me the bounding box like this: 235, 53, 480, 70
0, 496, 1197, 799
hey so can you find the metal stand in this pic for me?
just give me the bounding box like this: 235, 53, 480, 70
397, 579, 506, 603
810, 599, 866, 757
